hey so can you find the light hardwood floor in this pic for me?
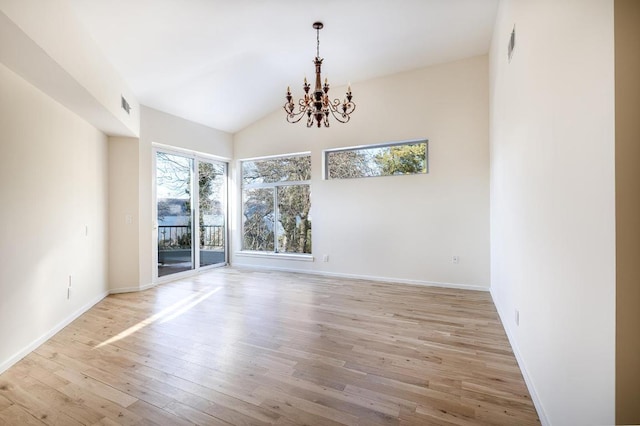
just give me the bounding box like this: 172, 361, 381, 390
0, 268, 539, 425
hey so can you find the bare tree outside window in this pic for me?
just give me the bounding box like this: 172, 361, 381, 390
242, 187, 275, 251
242, 155, 311, 185
277, 185, 311, 253
241, 154, 311, 254
156, 152, 192, 250
325, 140, 428, 179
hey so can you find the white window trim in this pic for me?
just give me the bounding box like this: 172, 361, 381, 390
242, 180, 309, 190
235, 251, 314, 262
152, 142, 231, 163
240, 151, 311, 163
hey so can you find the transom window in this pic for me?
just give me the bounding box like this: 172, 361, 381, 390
241, 153, 312, 254
324, 139, 428, 179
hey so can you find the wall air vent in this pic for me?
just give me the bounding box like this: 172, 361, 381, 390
508, 25, 516, 63
121, 95, 131, 115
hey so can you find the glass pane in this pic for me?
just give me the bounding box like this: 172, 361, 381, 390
242, 155, 311, 185
277, 185, 311, 254
327, 149, 377, 179
242, 187, 275, 251
327, 141, 427, 179
156, 152, 194, 277
199, 161, 226, 267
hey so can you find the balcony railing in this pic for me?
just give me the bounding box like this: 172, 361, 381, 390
158, 225, 224, 249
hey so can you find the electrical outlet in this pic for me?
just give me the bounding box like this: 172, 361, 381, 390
452, 255, 459, 264
515, 309, 520, 326
322, 254, 329, 262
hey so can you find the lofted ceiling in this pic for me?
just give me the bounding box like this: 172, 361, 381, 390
67, 0, 499, 134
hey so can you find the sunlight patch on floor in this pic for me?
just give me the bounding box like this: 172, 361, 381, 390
94, 286, 222, 349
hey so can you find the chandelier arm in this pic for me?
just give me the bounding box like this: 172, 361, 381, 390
284, 105, 307, 124
286, 110, 306, 124
284, 96, 316, 123
327, 99, 356, 123
334, 98, 355, 113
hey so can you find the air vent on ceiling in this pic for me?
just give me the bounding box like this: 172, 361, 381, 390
121, 95, 131, 115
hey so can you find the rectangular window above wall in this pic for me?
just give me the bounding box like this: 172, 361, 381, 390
324, 139, 428, 180
240, 153, 312, 255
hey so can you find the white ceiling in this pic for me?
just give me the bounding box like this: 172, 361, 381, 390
68, 0, 499, 134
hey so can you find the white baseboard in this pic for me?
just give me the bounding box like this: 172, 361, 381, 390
1, 280, 164, 374
490, 289, 550, 426
231, 262, 489, 292
139, 282, 155, 291
0, 290, 109, 375
109, 262, 228, 294
109, 282, 155, 294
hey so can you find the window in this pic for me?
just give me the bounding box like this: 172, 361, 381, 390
241, 154, 311, 254
324, 139, 428, 179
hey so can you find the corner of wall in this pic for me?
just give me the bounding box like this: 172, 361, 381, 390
108, 136, 141, 292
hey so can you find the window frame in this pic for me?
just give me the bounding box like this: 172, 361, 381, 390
323, 139, 429, 180
238, 152, 313, 260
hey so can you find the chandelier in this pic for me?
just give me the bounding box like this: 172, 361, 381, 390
284, 22, 356, 128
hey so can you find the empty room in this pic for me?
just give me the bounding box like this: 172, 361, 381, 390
0, 0, 638, 425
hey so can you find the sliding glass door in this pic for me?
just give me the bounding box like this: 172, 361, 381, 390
156, 152, 194, 277
198, 160, 226, 267
155, 150, 227, 278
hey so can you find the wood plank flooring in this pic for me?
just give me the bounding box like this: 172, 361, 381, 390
0, 268, 539, 425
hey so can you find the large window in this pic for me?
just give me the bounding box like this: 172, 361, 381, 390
241, 154, 312, 254
325, 139, 428, 179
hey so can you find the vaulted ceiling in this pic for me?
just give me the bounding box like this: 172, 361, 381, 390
68, 0, 499, 133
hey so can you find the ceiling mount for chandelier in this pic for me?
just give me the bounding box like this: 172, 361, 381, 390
284, 22, 356, 128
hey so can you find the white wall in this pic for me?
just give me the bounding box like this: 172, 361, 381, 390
489, 1, 615, 424
108, 137, 140, 292
233, 56, 490, 289
0, 0, 140, 137
138, 106, 234, 287
0, 63, 109, 373
107, 108, 233, 293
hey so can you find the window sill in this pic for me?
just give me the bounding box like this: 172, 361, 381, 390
235, 251, 314, 262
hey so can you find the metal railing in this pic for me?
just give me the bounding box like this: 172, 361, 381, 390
158, 225, 224, 249
200, 225, 224, 248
